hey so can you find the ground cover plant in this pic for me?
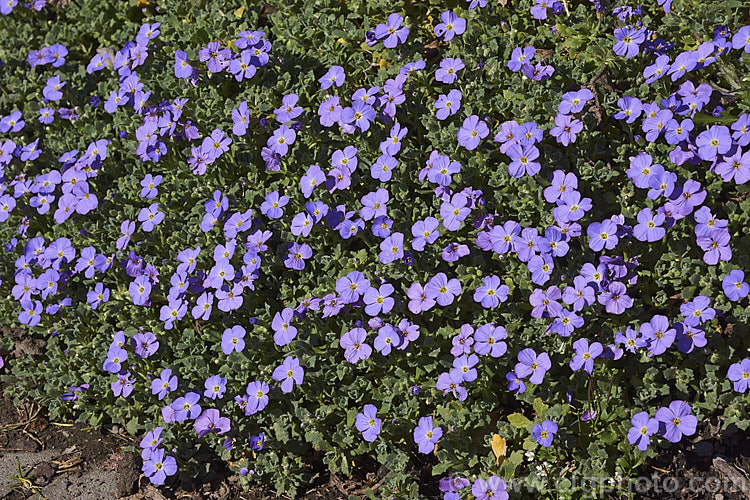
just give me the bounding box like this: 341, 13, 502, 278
0, 0, 749, 497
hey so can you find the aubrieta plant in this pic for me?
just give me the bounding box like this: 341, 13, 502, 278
1, 0, 750, 498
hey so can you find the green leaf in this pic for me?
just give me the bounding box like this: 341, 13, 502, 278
507, 413, 532, 429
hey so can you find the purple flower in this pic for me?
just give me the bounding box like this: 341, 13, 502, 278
374, 324, 399, 355
680, 295, 715, 327
267, 125, 296, 156
715, 148, 750, 184
425, 272, 462, 306
530, 0, 550, 19
103, 346, 127, 373
440, 193, 470, 231
627, 412, 659, 450
274, 93, 303, 123
319, 65, 345, 90
728, 359, 750, 393
375, 13, 409, 48
548, 309, 584, 337
515, 348, 551, 384
371, 155, 397, 182
529, 286, 562, 318
614, 97, 642, 123
435, 89, 462, 120
506, 143, 541, 178
655, 400, 697, 443
406, 282, 436, 314
640, 314, 676, 355
243, 381, 269, 415
695, 125, 731, 161
587, 220, 619, 251
613, 26, 646, 58
508, 47, 535, 71
194, 409, 231, 438
696, 229, 731, 265
360, 188, 389, 221
472, 476, 508, 500
668, 51, 697, 81
722, 269, 750, 302
474, 324, 507, 357
473, 275, 509, 308
340, 328, 372, 363
411, 217, 440, 251
43, 75, 65, 101
260, 191, 289, 219
633, 208, 665, 242
363, 283, 395, 316
355, 405, 382, 442
569, 338, 603, 374
528, 254, 554, 285
506, 371, 526, 394
138, 203, 164, 232
140, 174, 162, 199
221, 325, 246, 354
434, 12, 466, 41
174, 50, 193, 78
129, 276, 151, 306
130, 332, 159, 359
228, 51, 257, 81
335, 271, 371, 304
379, 232, 404, 264
171, 392, 202, 421
733, 26, 750, 54
142, 449, 177, 486
435, 58, 464, 85
644, 55, 670, 83
597, 282, 633, 314
457, 115, 489, 150
272, 307, 297, 346
232, 101, 251, 136
558, 89, 594, 114
436, 370, 467, 401
151, 369, 177, 400
284, 242, 312, 270
249, 432, 265, 451
554, 191, 592, 224
140, 427, 164, 451
531, 420, 558, 447
550, 114, 583, 146
272, 356, 304, 393
413, 416, 442, 454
